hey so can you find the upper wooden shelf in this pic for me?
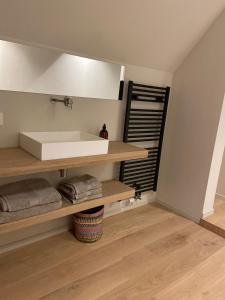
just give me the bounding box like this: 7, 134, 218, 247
0, 141, 148, 178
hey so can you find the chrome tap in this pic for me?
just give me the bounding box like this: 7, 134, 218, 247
51, 96, 73, 110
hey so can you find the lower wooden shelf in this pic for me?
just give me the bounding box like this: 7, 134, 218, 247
0, 180, 134, 234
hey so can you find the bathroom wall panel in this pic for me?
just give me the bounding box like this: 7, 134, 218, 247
0, 63, 173, 251
158, 9, 225, 221
216, 148, 225, 197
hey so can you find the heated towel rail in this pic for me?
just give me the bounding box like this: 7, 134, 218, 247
120, 81, 170, 195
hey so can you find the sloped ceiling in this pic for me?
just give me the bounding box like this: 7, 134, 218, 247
0, 0, 225, 72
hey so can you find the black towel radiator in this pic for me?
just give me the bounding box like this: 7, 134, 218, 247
120, 81, 170, 196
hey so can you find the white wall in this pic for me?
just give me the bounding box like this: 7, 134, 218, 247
0, 63, 173, 251
203, 93, 225, 215
157, 10, 225, 222
216, 146, 225, 196
0, 0, 225, 72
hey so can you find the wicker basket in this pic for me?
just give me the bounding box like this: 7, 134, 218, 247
73, 205, 104, 243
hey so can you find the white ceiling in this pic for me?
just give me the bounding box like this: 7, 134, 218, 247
0, 0, 225, 72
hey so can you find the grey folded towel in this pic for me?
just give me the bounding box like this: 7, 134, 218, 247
0, 178, 62, 212
59, 186, 102, 201
0, 200, 62, 224
64, 193, 103, 205
58, 175, 102, 196
75, 188, 102, 200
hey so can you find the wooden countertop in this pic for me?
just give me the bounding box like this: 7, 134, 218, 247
0, 141, 148, 177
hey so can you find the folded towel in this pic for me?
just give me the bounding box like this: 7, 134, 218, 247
59, 186, 102, 201
0, 200, 62, 224
64, 193, 103, 205
74, 188, 102, 200
0, 178, 62, 212
59, 175, 101, 196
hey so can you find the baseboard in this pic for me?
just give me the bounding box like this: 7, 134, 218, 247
216, 193, 225, 200
0, 225, 70, 254
156, 199, 201, 223
201, 209, 214, 219
104, 191, 156, 218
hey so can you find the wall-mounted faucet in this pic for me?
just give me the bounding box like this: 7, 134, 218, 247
51, 96, 73, 110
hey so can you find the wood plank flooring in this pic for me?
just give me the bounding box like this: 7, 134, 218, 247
1, 203, 225, 300
201, 197, 225, 238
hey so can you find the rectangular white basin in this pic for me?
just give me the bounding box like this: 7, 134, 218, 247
19, 131, 109, 161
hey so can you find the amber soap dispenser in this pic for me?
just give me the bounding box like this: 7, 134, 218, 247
99, 124, 108, 139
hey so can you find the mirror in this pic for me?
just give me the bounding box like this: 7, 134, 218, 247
0, 40, 125, 100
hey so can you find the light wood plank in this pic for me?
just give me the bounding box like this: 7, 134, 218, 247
201, 197, 225, 238
0, 203, 225, 300
0, 141, 148, 177
148, 247, 225, 300
0, 204, 174, 287
1, 216, 191, 299
40, 226, 224, 300
0, 180, 134, 234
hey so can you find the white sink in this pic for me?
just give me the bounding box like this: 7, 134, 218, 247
19, 131, 109, 161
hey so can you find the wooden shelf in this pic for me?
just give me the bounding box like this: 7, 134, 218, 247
0, 142, 145, 234
0, 180, 134, 234
0, 141, 148, 178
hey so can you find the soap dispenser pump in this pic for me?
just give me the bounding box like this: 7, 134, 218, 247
99, 124, 108, 139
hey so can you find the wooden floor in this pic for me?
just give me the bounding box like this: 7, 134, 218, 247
1, 203, 225, 300
201, 197, 225, 238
